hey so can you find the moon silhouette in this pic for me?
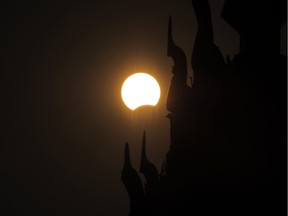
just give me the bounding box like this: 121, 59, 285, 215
121, 73, 161, 110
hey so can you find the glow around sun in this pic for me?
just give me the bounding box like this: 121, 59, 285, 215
121, 73, 161, 110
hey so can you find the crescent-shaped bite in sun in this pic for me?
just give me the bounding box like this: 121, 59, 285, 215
121, 73, 161, 110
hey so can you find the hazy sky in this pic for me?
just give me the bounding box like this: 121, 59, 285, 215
1, 0, 286, 215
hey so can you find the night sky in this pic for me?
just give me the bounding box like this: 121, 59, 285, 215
1, 0, 286, 215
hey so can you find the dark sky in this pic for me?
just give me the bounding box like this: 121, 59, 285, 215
1, 0, 286, 215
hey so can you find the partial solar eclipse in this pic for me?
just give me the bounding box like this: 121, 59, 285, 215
121, 73, 161, 110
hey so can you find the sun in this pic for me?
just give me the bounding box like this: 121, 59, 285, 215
121, 73, 161, 110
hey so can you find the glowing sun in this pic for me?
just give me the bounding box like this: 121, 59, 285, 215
121, 73, 161, 110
